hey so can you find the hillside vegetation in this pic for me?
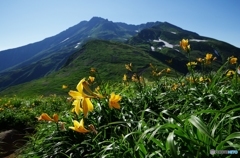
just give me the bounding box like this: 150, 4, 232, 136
0, 40, 173, 97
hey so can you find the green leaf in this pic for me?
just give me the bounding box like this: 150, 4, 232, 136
146, 134, 165, 149
217, 132, 240, 150
188, 115, 216, 142
138, 143, 147, 156
166, 131, 178, 157
225, 132, 240, 140
161, 110, 184, 126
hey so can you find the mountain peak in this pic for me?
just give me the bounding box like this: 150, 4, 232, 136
89, 16, 107, 23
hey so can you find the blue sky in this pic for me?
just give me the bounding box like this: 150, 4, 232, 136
1, 0, 240, 51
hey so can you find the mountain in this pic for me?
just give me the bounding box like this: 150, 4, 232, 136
0, 17, 161, 73
0, 17, 240, 95
127, 22, 240, 70
0, 17, 162, 91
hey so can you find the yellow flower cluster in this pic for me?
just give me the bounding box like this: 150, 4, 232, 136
170, 82, 185, 91
37, 68, 122, 134
199, 77, 211, 83
186, 62, 197, 68
196, 53, 217, 65
150, 63, 171, 77
125, 63, 132, 71
224, 57, 239, 77
67, 69, 121, 133
123, 63, 145, 85
186, 77, 197, 83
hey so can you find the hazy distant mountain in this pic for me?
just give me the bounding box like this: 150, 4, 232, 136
0, 17, 240, 94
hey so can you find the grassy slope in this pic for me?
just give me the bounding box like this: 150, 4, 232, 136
0, 40, 172, 97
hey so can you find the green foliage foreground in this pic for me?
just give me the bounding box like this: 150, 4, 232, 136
1, 39, 240, 158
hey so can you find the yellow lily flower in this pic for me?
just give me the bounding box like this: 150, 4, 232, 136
166, 68, 171, 73
109, 93, 122, 109
229, 57, 237, 64
69, 119, 89, 133
196, 58, 203, 63
171, 83, 178, 91
69, 78, 101, 99
125, 63, 132, 71
132, 73, 138, 82
204, 53, 214, 65
226, 70, 235, 77
76, 78, 93, 98
88, 76, 95, 83
186, 77, 196, 83
90, 68, 96, 73
205, 53, 213, 60
199, 77, 211, 82
62, 85, 68, 89
123, 74, 127, 81
37, 113, 59, 122
68, 78, 105, 116
199, 77, 204, 82
186, 62, 197, 67
70, 93, 93, 117
180, 39, 190, 52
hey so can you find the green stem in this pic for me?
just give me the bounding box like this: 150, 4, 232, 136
56, 122, 59, 131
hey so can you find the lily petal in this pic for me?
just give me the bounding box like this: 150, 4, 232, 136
84, 98, 93, 112
82, 98, 89, 118
38, 113, 54, 121
73, 99, 82, 115
68, 90, 82, 99
73, 120, 81, 128
76, 78, 85, 92
53, 114, 59, 122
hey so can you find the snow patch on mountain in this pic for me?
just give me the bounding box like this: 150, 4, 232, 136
60, 38, 69, 43
171, 32, 177, 34
74, 42, 81, 48
214, 49, 220, 56
190, 39, 207, 42
151, 46, 155, 51
175, 49, 180, 52
153, 38, 173, 48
